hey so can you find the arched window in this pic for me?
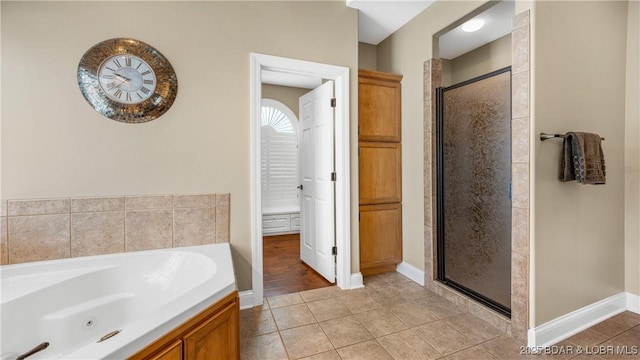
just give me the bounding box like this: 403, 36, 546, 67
261, 99, 299, 212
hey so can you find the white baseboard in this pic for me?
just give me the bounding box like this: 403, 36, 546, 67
627, 292, 640, 314
239, 290, 255, 310
350, 272, 364, 289
396, 261, 425, 286
528, 292, 627, 348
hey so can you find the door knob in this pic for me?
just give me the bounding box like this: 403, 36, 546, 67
297, 185, 303, 190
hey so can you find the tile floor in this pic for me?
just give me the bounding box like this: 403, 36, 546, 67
240, 272, 640, 360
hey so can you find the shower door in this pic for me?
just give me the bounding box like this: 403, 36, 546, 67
436, 67, 512, 316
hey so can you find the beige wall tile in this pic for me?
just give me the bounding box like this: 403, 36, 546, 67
424, 61, 432, 95
511, 298, 529, 342
512, 208, 529, 254
216, 193, 230, 206
1, 217, 7, 265
512, 163, 530, 208
173, 208, 215, 247
512, 26, 530, 74
512, 116, 530, 164
125, 210, 173, 252
125, 195, 172, 210
0, 200, 7, 217
8, 198, 69, 216
512, 251, 529, 300
424, 195, 432, 227
71, 212, 125, 257
71, 197, 124, 213
512, 71, 530, 119
513, 10, 529, 30
173, 194, 216, 208
466, 300, 509, 334
434, 284, 468, 309
8, 214, 70, 263
216, 205, 230, 243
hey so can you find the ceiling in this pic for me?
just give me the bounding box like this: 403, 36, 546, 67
438, 1, 514, 59
348, 0, 514, 59
346, 0, 436, 45
263, 1, 514, 89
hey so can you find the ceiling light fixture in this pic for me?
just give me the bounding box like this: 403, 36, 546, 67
462, 19, 485, 32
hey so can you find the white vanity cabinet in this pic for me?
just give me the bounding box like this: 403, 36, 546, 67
262, 209, 300, 235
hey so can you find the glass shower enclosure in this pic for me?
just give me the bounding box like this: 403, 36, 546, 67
436, 67, 512, 316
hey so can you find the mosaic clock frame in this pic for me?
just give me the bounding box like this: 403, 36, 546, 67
77, 38, 178, 123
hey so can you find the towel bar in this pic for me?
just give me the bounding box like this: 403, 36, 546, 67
540, 133, 605, 141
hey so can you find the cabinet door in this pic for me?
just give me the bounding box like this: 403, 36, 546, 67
262, 214, 290, 234
148, 341, 182, 360
290, 213, 301, 231
359, 142, 402, 204
183, 302, 239, 360
358, 70, 402, 142
359, 203, 402, 275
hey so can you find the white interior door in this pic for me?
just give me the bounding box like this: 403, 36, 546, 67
299, 80, 335, 283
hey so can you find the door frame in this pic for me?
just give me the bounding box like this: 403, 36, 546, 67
250, 53, 351, 307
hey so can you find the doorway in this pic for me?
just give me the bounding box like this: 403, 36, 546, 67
259, 88, 333, 297
250, 53, 352, 308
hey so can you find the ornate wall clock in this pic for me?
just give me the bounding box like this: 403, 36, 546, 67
77, 38, 178, 123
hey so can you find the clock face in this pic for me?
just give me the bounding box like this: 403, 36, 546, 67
77, 38, 178, 123
98, 55, 157, 104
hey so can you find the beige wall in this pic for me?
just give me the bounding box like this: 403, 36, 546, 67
262, 84, 309, 117
358, 42, 378, 70
377, 0, 489, 272
444, 34, 512, 86
534, 1, 628, 324
1, 1, 358, 291
625, 0, 640, 297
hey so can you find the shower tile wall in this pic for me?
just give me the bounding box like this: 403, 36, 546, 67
424, 10, 531, 342
0, 193, 230, 265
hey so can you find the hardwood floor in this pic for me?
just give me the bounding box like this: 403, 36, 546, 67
263, 233, 332, 298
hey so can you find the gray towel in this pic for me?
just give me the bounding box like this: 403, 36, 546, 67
560, 132, 606, 184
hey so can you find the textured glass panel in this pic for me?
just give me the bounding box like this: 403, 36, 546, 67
442, 71, 512, 309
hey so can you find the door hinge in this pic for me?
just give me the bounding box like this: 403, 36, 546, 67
330, 98, 336, 108
332, 246, 337, 256
331, 172, 337, 182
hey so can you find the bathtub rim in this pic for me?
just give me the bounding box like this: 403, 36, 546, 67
0, 243, 236, 360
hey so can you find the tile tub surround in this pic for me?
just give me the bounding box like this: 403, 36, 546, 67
423, 10, 532, 342
1, 193, 230, 265
241, 272, 640, 360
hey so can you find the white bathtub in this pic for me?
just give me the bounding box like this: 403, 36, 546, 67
0, 243, 236, 360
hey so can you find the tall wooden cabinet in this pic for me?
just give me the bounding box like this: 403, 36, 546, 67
358, 69, 403, 276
